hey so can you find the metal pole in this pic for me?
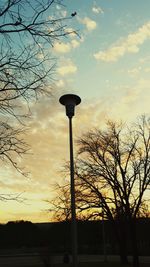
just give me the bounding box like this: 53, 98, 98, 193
102, 210, 107, 262
59, 94, 80, 267
69, 117, 78, 267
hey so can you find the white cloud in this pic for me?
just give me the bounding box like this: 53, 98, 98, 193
37, 52, 44, 60
94, 21, 150, 61
71, 39, 80, 48
53, 42, 71, 53
145, 67, 150, 73
92, 6, 104, 14
55, 79, 65, 88
53, 39, 80, 54
61, 10, 67, 17
56, 4, 61, 10
128, 67, 141, 77
80, 17, 97, 31
65, 28, 77, 37
57, 60, 77, 76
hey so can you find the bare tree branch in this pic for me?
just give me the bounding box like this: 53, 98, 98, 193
49, 116, 150, 267
0, 0, 76, 198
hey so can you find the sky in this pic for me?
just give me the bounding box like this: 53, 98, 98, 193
0, 0, 150, 223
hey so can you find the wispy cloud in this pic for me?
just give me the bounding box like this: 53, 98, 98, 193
53, 42, 71, 53
79, 17, 97, 31
145, 67, 150, 73
71, 39, 80, 48
55, 4, 67, 17
57, 59, 77, 76
1, 76, 150, 223
53, 39, 80, 54
56, 4, 61, 10
55, 79, 65, 88
60, 10, 67, 17
128, 67, 141, 77
94, 21, 150, 61
92, 6, 104, 14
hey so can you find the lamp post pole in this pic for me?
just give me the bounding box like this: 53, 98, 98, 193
69, 115, 77, 267
59, 94, 81, 267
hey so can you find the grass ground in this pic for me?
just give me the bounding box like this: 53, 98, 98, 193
53, 262, 150, 267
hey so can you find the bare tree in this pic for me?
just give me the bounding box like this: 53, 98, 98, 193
47, 182, 88, 222
49, 116, 150, 266
0, 1, 75, 161
0, 121, 29, 200
0, 1, 76, 199
0, 0, 74, 121
47, 182, 72, 222
73, 116, 150, 267
0, 122, 29, 173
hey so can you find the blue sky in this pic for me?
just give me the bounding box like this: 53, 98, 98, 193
0, 0, 150, 223
53, 0, 150, 110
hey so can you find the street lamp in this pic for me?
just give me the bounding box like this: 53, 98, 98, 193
59, 94, 81, 267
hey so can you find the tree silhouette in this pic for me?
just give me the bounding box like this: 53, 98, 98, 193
49, 116, 150, 267
47, 183, 72, 222
75, 116, 150, 267
0, 1, 75, 185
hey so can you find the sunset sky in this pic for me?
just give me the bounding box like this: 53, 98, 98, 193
0, 0, 150, 223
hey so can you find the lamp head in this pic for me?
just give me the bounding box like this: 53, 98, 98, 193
59, 94, 81, 118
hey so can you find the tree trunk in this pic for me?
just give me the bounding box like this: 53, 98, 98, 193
118, 234, 129, 265
129, 219, 139, 267
115, 220, 129, 265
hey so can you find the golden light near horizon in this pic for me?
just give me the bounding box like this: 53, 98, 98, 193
0, 0, 150, 223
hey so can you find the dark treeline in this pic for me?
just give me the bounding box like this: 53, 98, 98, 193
0, 219, 150, 256
0, 220, 40, 248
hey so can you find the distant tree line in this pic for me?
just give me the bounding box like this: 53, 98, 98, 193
0, 220, 40, 248
0, 219, 150, 257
